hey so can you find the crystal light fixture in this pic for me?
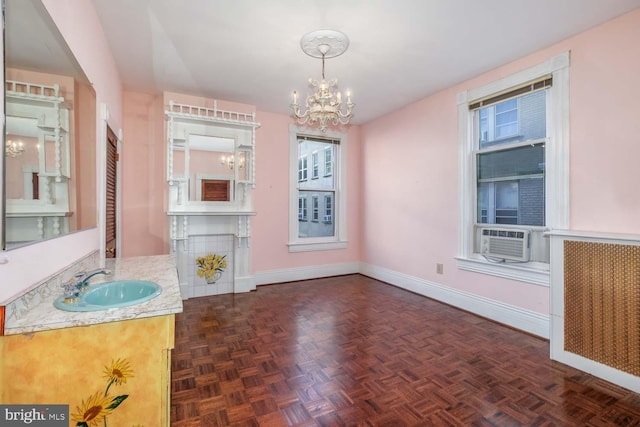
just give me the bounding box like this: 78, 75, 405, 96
220, 154, 244, 170
290, 30, 354, 132
5, 139, 25, 157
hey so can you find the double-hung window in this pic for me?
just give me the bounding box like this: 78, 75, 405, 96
324, 146, 333, 176
289, 125, 347, 251
324, 195, 333, 223
298, 156, 308, 181
312, 151, 319, 179
312, 195, 319, 222
457, 52, 570, 285
475, 88, 547, 228
298, 196, 307, 221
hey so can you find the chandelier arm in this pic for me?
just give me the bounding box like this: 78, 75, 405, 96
337, 109, 353, 119
290, 102, 310, 119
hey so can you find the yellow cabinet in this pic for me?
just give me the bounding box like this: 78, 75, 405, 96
0, 315, 175, 426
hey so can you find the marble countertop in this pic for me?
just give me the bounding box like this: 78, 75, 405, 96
4, 254, 183, 335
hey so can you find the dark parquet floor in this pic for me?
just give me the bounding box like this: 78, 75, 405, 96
170, 274, 640, 426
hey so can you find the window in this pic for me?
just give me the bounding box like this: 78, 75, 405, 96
298, 156, 308, 181
312, 196, 319, 221
457, 52, 570, 285
289, 125, 347, 251
324, 195, 333, 223
324, 146, 333, 176
312, 151, 319, 179
476, 90, 547, 228
298, 196, 307, 221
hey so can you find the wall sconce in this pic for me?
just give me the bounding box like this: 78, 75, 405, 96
220, 154, 244, 170
6, 139, 25, 157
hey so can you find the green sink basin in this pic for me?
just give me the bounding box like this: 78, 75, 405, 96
54, 280, 162, 312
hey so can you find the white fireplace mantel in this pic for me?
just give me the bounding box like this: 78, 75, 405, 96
165, 100, 260, 298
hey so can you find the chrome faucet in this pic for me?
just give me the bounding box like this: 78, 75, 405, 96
75, 268, 112, 288
61, 268, 112, 302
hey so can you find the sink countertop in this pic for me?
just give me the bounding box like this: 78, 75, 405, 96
4, 254, 183, 335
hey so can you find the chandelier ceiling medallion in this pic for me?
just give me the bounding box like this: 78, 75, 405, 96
290, 30, 354, 132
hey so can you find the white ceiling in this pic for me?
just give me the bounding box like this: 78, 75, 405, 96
88, 1, 639, 124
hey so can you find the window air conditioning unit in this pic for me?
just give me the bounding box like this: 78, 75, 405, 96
323, 215, 332, 222
480, 227, 530, 262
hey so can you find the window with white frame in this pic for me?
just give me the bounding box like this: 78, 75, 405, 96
312, 151, 319, 179
476, 89, 547, 227
457, 52, 570, 286
324, 146, 333, 176
289, 126, 347, 251
312, 195, 319, 222
298, 156, 308, 181
298, 196, 307, 221
324, 195, 333, 223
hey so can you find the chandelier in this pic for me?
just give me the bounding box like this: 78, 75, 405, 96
290, 30, 354, 132
5, 139, 25, 157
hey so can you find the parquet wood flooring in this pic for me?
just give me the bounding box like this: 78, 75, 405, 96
170, 274, 640, 426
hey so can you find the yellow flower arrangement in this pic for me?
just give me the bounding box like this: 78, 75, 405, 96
196, 253, 227, 282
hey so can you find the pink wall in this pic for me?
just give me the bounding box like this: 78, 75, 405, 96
121, 92, 167, 257
75, 80, 98, 230
568, 9, 640, 233
360, 8, 640, 315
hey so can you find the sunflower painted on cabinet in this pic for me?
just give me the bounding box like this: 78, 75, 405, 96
72, 358, 138, 427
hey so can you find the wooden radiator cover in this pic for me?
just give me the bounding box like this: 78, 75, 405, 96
564, 240, 640, 377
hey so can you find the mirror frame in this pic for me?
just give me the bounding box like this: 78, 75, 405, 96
166, 117, 254, 210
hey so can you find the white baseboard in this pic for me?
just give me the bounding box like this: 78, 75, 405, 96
253, 261, 549, 338
360, 263, 550, 339
234, 276, 256, 293
254, 262, 360, 286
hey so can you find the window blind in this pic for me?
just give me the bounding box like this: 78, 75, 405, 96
298, 135, 340, 144
469, 77, 552, 111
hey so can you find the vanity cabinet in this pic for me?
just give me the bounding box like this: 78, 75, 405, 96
0, 315, 175, 426
165, 100, 260, 298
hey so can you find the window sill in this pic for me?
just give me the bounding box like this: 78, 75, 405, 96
288, 240, 348, 253
456, 256, 549, 287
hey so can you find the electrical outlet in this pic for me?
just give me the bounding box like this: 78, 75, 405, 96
436, 263, 443, 274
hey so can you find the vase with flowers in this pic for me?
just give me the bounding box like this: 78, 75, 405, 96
196, 253, 227, 284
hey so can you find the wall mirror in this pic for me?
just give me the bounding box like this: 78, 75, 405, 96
166, 113, 255, 209
171, 135, 238, 202
3, 0, 97, 250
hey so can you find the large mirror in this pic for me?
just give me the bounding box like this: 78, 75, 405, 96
3, 0, 97, 250
166, 115, 254, 209
171, 134, 253, 203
